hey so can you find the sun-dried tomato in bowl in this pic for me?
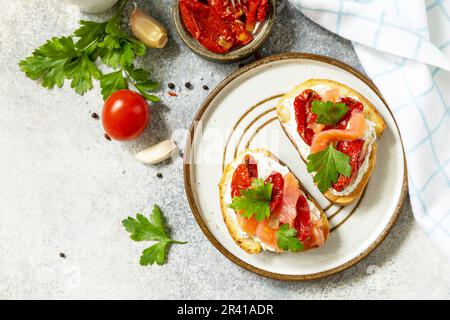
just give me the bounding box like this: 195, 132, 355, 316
179, 0, 270, 54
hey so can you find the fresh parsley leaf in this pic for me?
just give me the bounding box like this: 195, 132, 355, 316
125, 65, 160, 102
19, 36, 103, 95
135, 81, 160, 102
98, 18, 146, 69
148, 205, 167, 234
126, 66, 150, 82
100, 70, 128, 100
19, 37, 77, 89
19, 0, 159, 102
140, 240, 172, 266
277, 224, 304, 252
122, 205, 187, 266
98, 36, 131, 68
306, 144, 352, 193
135, 80, 160, 92
99, 65, 160, 101
229, 178, 273, 222
66, 54, 102, 95
32, 36, 78, 59
41, 59, 68, 89
120, 45, 135, 64
312, 101, 348, 125
122, 213, 166, 242
140, 92, 160, 102
73, 20, 107, 52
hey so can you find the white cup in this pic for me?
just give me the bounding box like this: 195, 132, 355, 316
64, 0, 119, 13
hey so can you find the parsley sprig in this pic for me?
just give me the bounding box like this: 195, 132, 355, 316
277, 224, 304, 252
312, 101, 348, 125
122, 205, 187, 266
229, 178, 273, 222
19, 0, 159, 102
307, 144, 351, 193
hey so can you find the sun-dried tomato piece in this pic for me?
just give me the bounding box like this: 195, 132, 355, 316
335, 97, 364, 130
244, 0, 261, 32
265, 172, 284, 212
208, 0, 244, 21
230, 155, 258, 197
227, 21, 253, 46
257, 0, 269, 21
180, 0, 235, 54
333, 139, 365, 191
294, 195, 311, 242
294, 89, 322, 146
180, 0, 270, 53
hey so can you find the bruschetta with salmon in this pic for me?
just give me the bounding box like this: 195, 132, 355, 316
219, 149, 329, 254
276, 79, 386, 206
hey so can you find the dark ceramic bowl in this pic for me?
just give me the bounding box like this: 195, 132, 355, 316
172, 0, 277, 63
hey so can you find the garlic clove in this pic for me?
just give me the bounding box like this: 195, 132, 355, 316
135, 140, 177, 164
130, 7, 168, 49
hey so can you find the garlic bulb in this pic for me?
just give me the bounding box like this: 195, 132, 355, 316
130, 7, 168, 49
135, 140, 177, 164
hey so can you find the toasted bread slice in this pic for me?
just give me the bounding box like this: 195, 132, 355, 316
276, 79, 386, 206
219, 148, 329, 254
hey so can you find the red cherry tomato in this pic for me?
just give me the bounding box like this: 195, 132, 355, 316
102, 90, 150, 141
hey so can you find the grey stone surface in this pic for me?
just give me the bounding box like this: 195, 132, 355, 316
0, 0, 449, 299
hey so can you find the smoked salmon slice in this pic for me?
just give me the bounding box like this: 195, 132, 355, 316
236, 215, 259, 236
255, 217, 279, 249
308, 88, 340, 134
303, 218, 326, 249
323, 88, 340, 102
225, 150, 329, 252
275, 173, 301, 228
310, 109, 366, 153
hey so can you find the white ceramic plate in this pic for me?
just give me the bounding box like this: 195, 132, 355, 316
184, 53, 407, 280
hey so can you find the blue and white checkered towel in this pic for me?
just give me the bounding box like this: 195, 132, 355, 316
289, 0, 450, 259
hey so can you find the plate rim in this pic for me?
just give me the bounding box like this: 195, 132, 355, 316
183, 52, 408, 281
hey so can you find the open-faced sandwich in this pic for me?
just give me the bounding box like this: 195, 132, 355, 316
276, 79, 386, 206
219, 149, 329, 254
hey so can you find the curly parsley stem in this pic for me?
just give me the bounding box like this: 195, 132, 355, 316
171, 240, 188, 245
113, 0, 131, 20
